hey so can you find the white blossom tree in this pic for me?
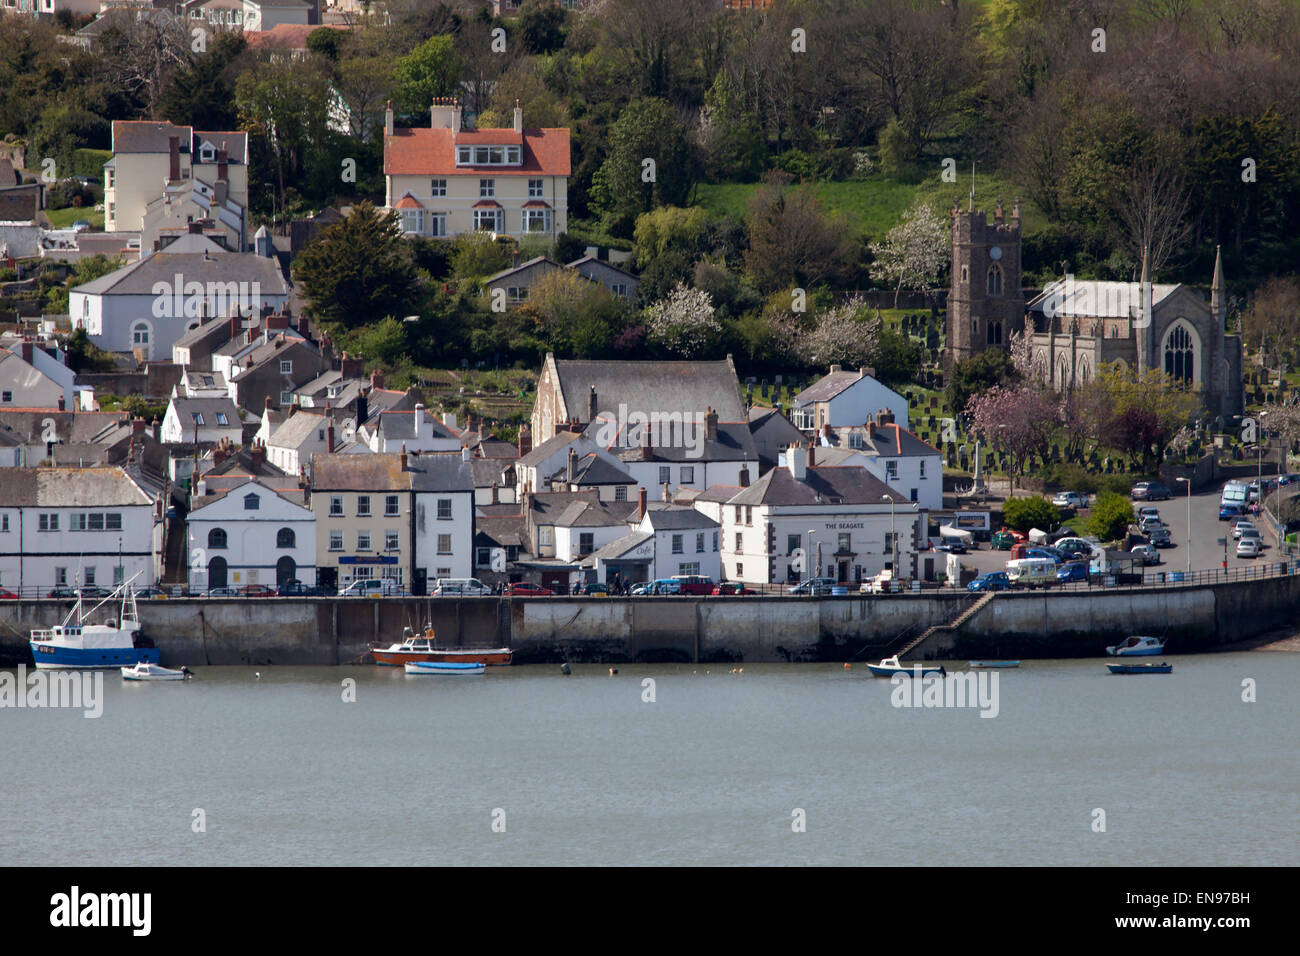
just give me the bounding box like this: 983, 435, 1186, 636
869, 200, 950, 308
794, 295, 879, 368
645, 282, 722, 357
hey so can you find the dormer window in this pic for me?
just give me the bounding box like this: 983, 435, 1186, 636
244, 493, 260, 510
200, 144, 215, 163
456, 145, 522, 167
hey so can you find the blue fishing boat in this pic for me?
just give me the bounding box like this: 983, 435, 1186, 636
1107, 662, 1172, 675
30, 580, 159, 670
968, 660, 1021, 668
404, 661, 486, 676
866, 656, 946, 678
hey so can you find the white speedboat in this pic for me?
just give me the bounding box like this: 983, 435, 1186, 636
121, 662, 191, 681
866, 655, 946, 678
1106, 636, 1165, 657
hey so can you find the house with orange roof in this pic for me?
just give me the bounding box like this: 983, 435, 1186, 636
383, 98, 570, 240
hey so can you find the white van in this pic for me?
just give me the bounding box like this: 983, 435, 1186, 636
339, 578, 405, 597
1005, 557, 1057, 589
432, 578, 491, 596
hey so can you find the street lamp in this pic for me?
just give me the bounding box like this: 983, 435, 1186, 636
806, 528, 818, 585
1174, 477, 1191, 577
882, 495, 896, 573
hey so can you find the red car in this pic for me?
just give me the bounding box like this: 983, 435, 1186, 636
238, 584, 277, 597
673, 575, 716, 595
711, 583, 755, 596
506, 582, 553, 596
0, 588, 17, 599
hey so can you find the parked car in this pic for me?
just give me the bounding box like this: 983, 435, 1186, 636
1023, 546, 1063, 564
276, 580, 331, 597
1237, 536, 1262, 558
1052, 491, 1089, 509
238, 584, 277, 598
1219, 503, 1245, 521
629, 582, 655, 595
1147, 527, 1173, 547
1137, 506, 1161, 521
1131, 481, 1173, 501
582, 582, 609, 596
47, 587, 79, 598
506, 582, 553, 596
431, 578, 491, 597
77, 586, 113, 598
207, 587, 239, 597
1057, 561, 1090, 583
132, 587, 168, 600
0, 588, 17, 599
1231, 520, 1256, 540
1278, 473, 1300, 486
1138, 515, 1165, 534
1237, 527, 1262, 546
967, 572, 1011, 592
672, 574, 715, 595
934, 537, 967, 554
1131, 543, 1160, 565
1006, 557, 1058, 588
712, 582, 755, 595
786, 577, 834, 595
649, 578, 682, 595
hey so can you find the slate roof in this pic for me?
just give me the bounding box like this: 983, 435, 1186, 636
553, 498, 635, 528
475, 516, 528, 550
1027, 279, 1182, 318
605, 421, 757, 464
0, 411, 128, 445
406, 452, 474, 494
0, 185, 41, 223
375, 409, 457, 442
484, 256, 563, 284
311, 452, 411, 491
550, 357, 744, 425
468, 458, 514, 487
517, 430, 585, 468
111, 120, 193, 155
726, 464, 909, 508
585, 530, 654, 563
71, 250, 290, 297
794, 368, 887, 406
268, 411, 329, 450
170, 396, 240, 424
641, 507, 719, 531
550, 452, 634, 486
0, 466, 154, 506
821, 423, 939, 458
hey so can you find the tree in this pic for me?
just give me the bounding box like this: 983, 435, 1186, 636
744, 172, 856, 293
644, 283, 721, 357
873, 328, 926, 388
1002, 495, 1061, 533
1088, 491, 1134, 542
393, 35, 463, 115
590, 97, 696, 238
869, 200, 949, 307
97, 13, 191, 118
1087, 362, 1202, 470
47, 254, 123, 314
292, 202, 418, 329
964, 384, 1058, 495
517, 0, 567, 54
158, 32, 246, 130
789, 296, 879, 370
1112, 136, 1193, 277
63, 327, 117, 374
1243, 277, 1300, 373
632, 205, 709, 271
945, 348, 1019, 420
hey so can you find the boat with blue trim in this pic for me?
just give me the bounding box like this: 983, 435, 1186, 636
866, 656, 946, 678
404, 661, 487, 676
1106, 636, 1165, 657
30, 579, 158, 670
969, 660, 1021, 668
1107, 662, 1172, 674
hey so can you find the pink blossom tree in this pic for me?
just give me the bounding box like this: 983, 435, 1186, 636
964, 384, 1059, 496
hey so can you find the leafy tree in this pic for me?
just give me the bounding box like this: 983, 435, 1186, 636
306, 27, 345, 61
449, 231, 512, 285
945, 348, 1019, 419
1088, 491, 1134, 542
393, 35, 464, 115
590, 97, 696, 238
236, 57, 334, 215
632, 205, 709, 271
342, 316, 409, 366
873, 328, 926, 388
785, 296, 878, 370
292, 201, 417, 330
517, 0, 567, 54
869, 200, 950, 307
1002, 495, 1061, 533
743, 172, 857, 294
964, 384, 1058, 495
63, 327, 117, 373
644, 283, 720, 357
47, 254, 123, 314
158, 32, 246, 130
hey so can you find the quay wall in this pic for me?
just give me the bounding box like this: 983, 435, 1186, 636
1, 572, 1296, 666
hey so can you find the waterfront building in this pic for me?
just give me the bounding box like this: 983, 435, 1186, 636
185, 477, 315, 590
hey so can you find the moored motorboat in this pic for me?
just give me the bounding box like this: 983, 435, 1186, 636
866, 655, 946, 678
968, 660, 1021, 668
121, 662, 192, 681
1106, 635, 1165, 657
404, 661, 486, 676
1107, 662, 1173, 674
373, 626, 511, 666
30, 577, 159, 670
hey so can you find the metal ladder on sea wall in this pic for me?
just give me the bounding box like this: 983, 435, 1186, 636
896, 591, 996, 659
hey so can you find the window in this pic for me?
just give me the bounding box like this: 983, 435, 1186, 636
192, 412, 205, 426
611, 283, 627, 298
678, 562, 700, 575
713, 532, 719, 552
1165, 324, 1195, 384
614, 486, 627, 502
329, 496, 343, 517
244, 493, 260, 510
680, 466, 695, 484
437, 499, 452, 520
886, 461, 898, 481
56, 567, 67, 586
523, 208, 551, 232
672, 534, 683, 554
474, 208, 502, 231
734, 533, 743, 552
987, 264, 1003, 296
479, 179, 495, 198
437, 534, 452, 554
84, 567, 95, 585
39, 513, 59, 532
385, 495, 399, 517
131, 323, 149, 346
506, 286, 529, 304
208, 528, 227, 549
106, 514, 121, 531
216, 412, 228, 426
280, 360, 292, 374
280, 391, 293, 405
457, 146, 471, 164
357, 532, 371, 551
696, 532, 705, 553
277, 528, 295, 548
539, 526, 553, 546
919, 460, 927, 478
476, 547, 490, 566
579, 532, 594, 554
838, 533, 851, 553
736, 563, 743, 577
329, 531, 343, 551
745, 506, 752, 525
88, 513, 103, 531
430, 179, 447, 197
357, 496, 371, 517
0, 391, 10, 403
385, 530, 399, 552
400, 209, 423, 234
71, 514, 86, 531
528, 179, 543, 198
0, 514, 7, 532
910, 487, 918, 503
884, 532, 895, 554
658, 466, 671, 485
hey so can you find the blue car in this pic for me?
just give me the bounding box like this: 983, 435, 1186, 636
1057, 561, 1089, 583
649, 579, 682, 595
1219, 503, 1244, 521
967, 572, 1010, 592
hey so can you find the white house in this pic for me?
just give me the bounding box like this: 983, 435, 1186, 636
410, 452, 476, 584
0, 340, 75, 410
359, 404, 461, 455
791, 365, 909, 431
160, 396, 244, 445
815, 412, 943, 511
0, 466, 164, 596
186, 478, 316, 591
713, 446, 922, 586
265, 409, 338, 477
636, 506, 721, 582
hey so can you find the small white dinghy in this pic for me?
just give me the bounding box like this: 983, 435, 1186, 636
121, 662, 191, 681
404, 661, 486, 676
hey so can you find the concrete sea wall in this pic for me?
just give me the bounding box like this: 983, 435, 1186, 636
2, 570, 1297, 666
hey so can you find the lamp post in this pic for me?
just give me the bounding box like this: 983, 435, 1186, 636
806, 528, 818, 586
1175, 477, 1191, 576
1257, 411, 1268, 513
881, 495, 898, 574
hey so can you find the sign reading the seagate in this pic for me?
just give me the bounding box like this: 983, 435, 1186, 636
824, 522, 864, 530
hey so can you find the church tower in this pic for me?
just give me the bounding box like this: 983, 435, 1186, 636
946, 197, 1024, 369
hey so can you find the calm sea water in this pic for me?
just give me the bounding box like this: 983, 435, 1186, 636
2, 653, 1296, 866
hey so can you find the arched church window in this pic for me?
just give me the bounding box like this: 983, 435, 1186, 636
987, 264, 1003, 296
1164, 325, 1195, 383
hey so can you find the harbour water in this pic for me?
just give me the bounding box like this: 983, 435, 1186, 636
3, 653, 1296, 866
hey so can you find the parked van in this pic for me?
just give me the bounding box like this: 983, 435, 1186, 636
432, 578, 491, 596
1005, 557, 1057, 589
1220, 480, 1249, 511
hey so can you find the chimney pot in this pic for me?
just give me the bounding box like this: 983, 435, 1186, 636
637, 486, 647, 521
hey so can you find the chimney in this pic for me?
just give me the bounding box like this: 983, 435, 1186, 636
877, 407, 895, 427
298, 315, 310, 339
787, 444, 807, 481
57, 394, 65, 411
821, 422, 831, 439
214, 180, 228, 206
807, 441, 815, 468
230, 314, 240, 340
213, 439, 229, 467
567, 446, 577, 482
400, 443, 407, 471
490, 481, 499, 504
152, 416, 161, 441
641, 429, 652, 461
829, 364, 841, 375
249, 440, 266, 470
327, 421, 335, 453
168, 135, 180, 181
384, 100, 394, 137
132, 418, 146, 437
462, 446, 470, 463
340, 352, 363, 379
370, 368, 384, 390
513, 99, 523, 134
511, 246, 520, 269
867, 416, 877, 439
662, 482, 670, 502
356, 388, 368, 426
705, 406, 717, 442
588, 385, 598, 423
19, 341, 32, 364
638, 486, 647, 521
267, 312, 288, 331
264, 394, 272, 413
859, 366, 874, 379
442, 412, 458, 431
738, 466, 750, 487
414, 402, 425, 441
518, 423, 532, 457
216, 147, 228, 182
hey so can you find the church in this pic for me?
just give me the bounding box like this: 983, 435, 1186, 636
946, 201, 1244, 420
